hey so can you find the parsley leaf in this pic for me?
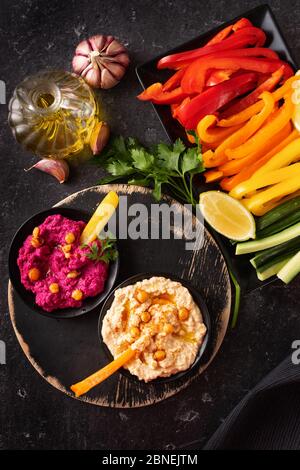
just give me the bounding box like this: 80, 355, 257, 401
85, 237, 118, 264
96, 136, 204, 206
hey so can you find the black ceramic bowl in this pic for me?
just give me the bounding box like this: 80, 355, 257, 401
8, 207, 119, 319
98, 272, 210, 384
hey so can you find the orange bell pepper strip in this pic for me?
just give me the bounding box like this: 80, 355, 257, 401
222, 66, 285, 116
137, 83, 189, 104
218, 75, 297, 128
204, 18, 252, 46
221, 126, 297, 191
226, 93, 293, 160
204, 170, 224, 183
197, 114, 242, 144
204, 91, 274, 167
205, 25, 233, 46
219, 122, 292, 178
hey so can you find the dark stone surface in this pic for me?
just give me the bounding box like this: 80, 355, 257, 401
1, 0, 300, 450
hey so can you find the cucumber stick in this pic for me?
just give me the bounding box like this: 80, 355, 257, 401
257, 209, 300, 239
256, 195, 300, 231
250, 236, 300, 269
256, 257, 292, 281
236, 222, 300, 255
277, 251, 300, 283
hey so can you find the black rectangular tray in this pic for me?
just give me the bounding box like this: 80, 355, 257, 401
136, 4, 298, 293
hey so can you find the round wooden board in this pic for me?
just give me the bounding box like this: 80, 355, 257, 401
8, 184, 231, 408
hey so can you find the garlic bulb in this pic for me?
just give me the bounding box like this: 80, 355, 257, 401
72, 35, 129, 89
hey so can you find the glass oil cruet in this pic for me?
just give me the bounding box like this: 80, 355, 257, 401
8, 70, 98, 159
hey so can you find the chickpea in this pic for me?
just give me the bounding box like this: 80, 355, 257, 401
64, 252, 71, 259
65, 232, 75, 244
32, 227, 40, 238
178, 307, 190, 321
163, 323, 174, 334
67, 270, 80, 279
154, 350, 166, 361
28, 267, 41, 282
31, 237, 42, 248
72, 289, 83, 301
62, 244, 72, 253
141, 311, 151, 323
130, 326, 140, 338
49, 283, 59, 294
135, 289, 150, 303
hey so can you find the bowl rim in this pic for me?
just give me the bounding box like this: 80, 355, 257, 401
8, 207, 120, 319
98, 271, 211, 385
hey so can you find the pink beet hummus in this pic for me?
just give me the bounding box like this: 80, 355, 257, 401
17, 214, 109, 312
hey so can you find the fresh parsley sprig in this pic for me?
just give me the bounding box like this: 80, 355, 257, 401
94, 136, 204, 206
83, 237, 118, 264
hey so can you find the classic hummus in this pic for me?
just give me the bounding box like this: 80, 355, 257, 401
17, 214, 109, 312
102, 276, 207, 382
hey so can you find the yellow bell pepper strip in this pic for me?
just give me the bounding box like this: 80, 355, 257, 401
219, 122, 292, 178
204, 91, 274, 167
226, 93, 293, 160
243, 175, 300, 215
247, 136, 300, 180
228, 163, 300, 197
196, 114, 241, 144
218, 75, 298, 127
220, 124, 294, 191
230, 137, 300, 200
204, 169, 224, 183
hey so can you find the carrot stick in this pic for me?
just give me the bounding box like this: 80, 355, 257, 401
204, 169, 224, 183
70, 348, 136, 397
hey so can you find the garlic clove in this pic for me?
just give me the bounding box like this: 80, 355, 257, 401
106, 40, 127, 55
25, 158, 69, 183
75, 39, 92, 56
72, 55, 90, 74
85, 68, 102, 88
89, 35, 107, 51
101, 68, 119, 89
90, 121, 110, 155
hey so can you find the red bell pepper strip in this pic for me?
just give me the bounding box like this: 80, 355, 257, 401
157, 27, 266, 69
206, 69, 235, 87
162, 68, 186, 92
181, 55, 293, 94
137, 83, 189, 105
232, 18, 253, 31
176, 72, 258, 130
205, 17, 252, 47
222, 66, 285, 116
205, 25, 233, 46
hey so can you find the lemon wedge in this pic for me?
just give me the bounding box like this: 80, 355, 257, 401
80, 191, 119, 245
199, 191, 255, 241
